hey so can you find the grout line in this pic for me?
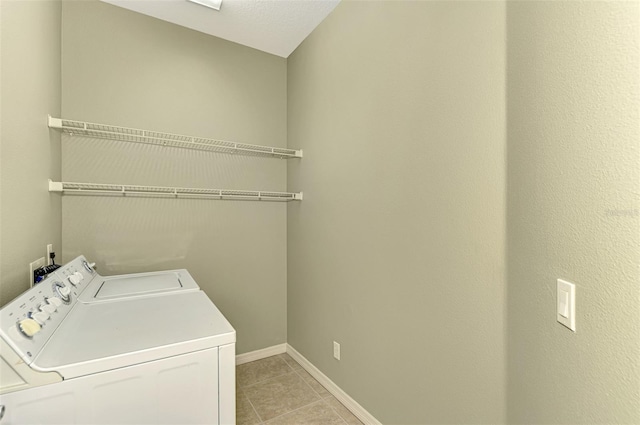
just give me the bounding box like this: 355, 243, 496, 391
247, 397, 264, 423
292, 364, 326, 398
286, 346, 374, 424
287, 358, 350, 425
238, 355, 357, 425
284, 354, 362, 425
291, 364, 351, 425
238, 386, 264, 424
261, 399, 330, 424
240, 369, 296, 391
240, 356, 322, 424
278, 353, 303, 370
237, 357, 304, 424
288, 356, 332, 399
261, 367, 323, 422
326, 400, 354, 425
238, 358, 295, 390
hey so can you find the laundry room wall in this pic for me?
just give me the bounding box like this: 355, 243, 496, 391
506, 2, 640, 423
0, 0, 62, 306
60, 0, 287, 353
287, 1, 507, 423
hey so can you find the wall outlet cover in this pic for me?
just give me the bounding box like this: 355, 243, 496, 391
46, 244, 54, 265
29, 257, 46, 287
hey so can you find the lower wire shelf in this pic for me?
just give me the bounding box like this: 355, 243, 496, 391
48, 180, 303, 202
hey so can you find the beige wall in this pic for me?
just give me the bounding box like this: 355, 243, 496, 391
287, 2, 507, 423
2, 2, 638, 422
0, 0, 62, 306
61, 0, 288, 353
506, 1, 640, 423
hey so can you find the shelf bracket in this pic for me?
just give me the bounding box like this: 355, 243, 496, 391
48, 179, 63, 192
47, 115, 63, 129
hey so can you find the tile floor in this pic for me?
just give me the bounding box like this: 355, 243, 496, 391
236, 354, 364, 425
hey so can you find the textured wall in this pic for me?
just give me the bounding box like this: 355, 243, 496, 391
61, 0, 288, 353
0, 0, 62, 306
287, 2, 507, 423
506, 1, 640, 423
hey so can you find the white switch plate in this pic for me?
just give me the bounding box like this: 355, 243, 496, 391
557, 279, 576, 332
333, 341, 340, 360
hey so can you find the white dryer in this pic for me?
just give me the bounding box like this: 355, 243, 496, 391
0, 256, 236, 424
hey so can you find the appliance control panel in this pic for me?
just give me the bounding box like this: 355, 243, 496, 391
0, 256, 96, 365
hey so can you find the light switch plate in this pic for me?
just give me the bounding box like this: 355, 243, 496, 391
557, 279, 576, 332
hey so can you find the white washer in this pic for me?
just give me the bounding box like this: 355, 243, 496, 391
0, 256, 236, 425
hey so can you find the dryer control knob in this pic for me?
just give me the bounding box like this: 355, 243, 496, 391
59, 285, 71, 297
18, 318, 41, 337
32, 311, 49, 325
74, 272, 84, 281
68, 275, 81, 286
40, 302, 56, 314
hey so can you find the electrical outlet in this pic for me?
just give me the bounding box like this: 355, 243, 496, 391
46, 244, 54, 265
333, 341, 340, 360
29, 257, 46, 287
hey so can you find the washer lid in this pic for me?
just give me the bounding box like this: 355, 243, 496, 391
96, 273, 182, 299
32, 291, 235, 379
78, 269, 199, 303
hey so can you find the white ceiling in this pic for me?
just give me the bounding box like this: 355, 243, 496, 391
101, 0, 340, 58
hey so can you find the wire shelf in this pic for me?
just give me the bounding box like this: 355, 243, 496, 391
48, 116, 302, 159
48, 180, 303, 202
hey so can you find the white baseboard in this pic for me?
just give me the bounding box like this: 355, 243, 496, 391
286, 344, 382, 425
235, 343, 287, 365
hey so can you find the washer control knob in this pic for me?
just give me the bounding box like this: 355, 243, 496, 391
83, 261, 95, 273
68, 274, 81, 286
32, 311, 50, 325
52, 282, 71, 303
46, 297, 62, 308
74, 271, 84, 280
18, 318, 41, 337
40, 302, 56, 314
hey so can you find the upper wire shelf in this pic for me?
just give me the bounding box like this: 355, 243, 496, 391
48, 180, 303, 202
48, 116, 303, 159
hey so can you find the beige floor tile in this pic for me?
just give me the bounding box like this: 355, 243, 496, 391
264, 401, 346, 425
295, 368, 330, 398
325, 396, 364, 425
236, 389, 261, 425
237, 356, 293, 388
278, 353, 303, 370
243, 372, 321, 421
